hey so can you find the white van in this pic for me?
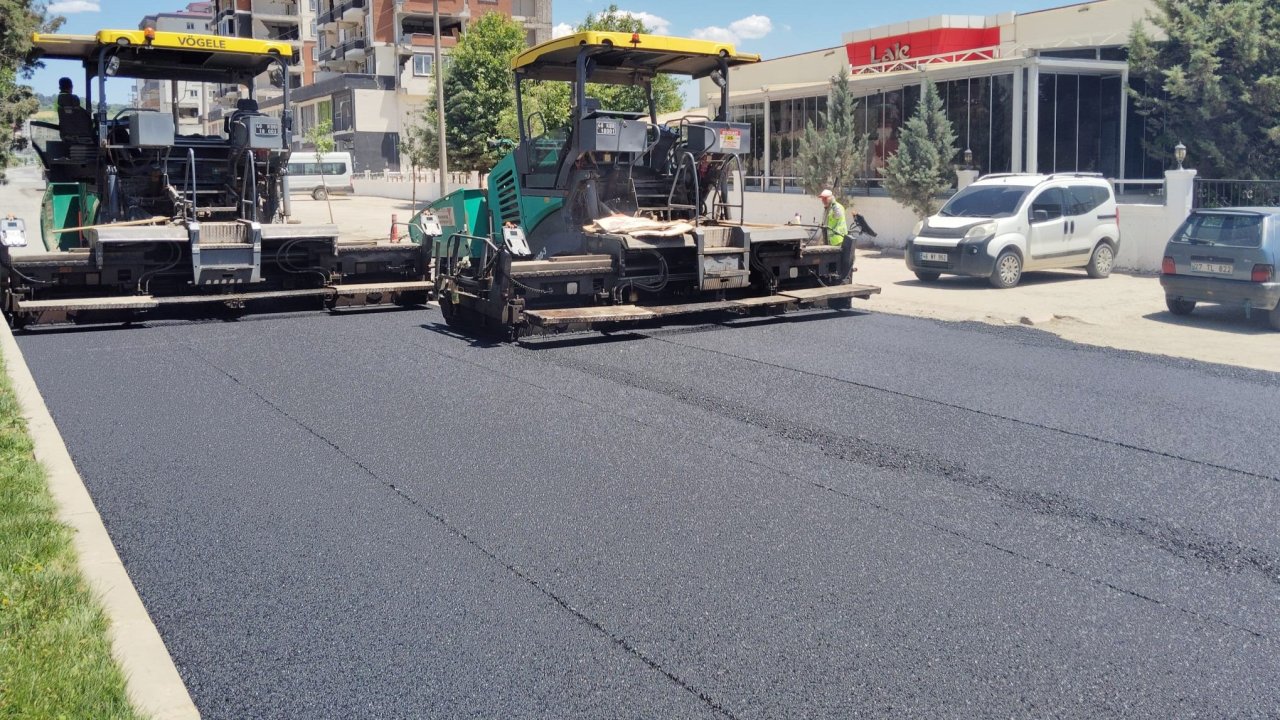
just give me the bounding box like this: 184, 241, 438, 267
905, 173, 1121, 288
287, 151, 354, 200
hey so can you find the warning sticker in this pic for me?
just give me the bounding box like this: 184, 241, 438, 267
719, 129, 741, 150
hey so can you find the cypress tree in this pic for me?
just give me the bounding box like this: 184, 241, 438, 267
881, 80, 957, 219
796, 66, 866, 205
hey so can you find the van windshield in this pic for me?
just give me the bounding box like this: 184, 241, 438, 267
1173, 213, 1265, 248
938, 186, 1030, 218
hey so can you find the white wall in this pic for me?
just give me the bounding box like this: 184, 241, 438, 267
739, 191, 921, 247
353, 88, 401, 132
354, 171, 482, 203
1114, 170, 1195, 273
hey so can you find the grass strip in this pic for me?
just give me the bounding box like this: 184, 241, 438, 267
0, 353, 142, 719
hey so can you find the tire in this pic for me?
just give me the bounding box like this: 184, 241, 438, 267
311, 186, 328, 201
914, 271, 941, 282
989, 250, 1022, 289
1268, 302, 1280, 331
1166, 296, 1196, 316
829, 297, 853, 311
439, 290, 473, 330
1086, 242, 1115, 278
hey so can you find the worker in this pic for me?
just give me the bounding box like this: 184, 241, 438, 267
55, 77, 78, 111
819, 188, 849, 246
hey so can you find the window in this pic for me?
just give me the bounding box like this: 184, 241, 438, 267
298, 104, 316, 133
1030, 187, 1066, 221
1039, 72, 1123, 176
412, 53, 433, 77
186, 22, 196, 30
189, 89, 199, 98
1066, 186, 1109, 215
288, 161, 348, 176
940, 186, 1030, 218
1173, 213, 1265, 248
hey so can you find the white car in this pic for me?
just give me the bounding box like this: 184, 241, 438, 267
905, 173, 1120, 288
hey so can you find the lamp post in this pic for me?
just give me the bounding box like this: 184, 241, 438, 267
433, 0, 448, 197
1174, 142, 1186, 171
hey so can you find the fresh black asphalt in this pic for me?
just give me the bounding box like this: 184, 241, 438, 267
15, 306, 1280, 718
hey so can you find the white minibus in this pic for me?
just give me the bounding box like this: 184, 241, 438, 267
288, 151, 354, 200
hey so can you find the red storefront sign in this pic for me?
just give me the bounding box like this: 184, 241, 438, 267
846, 27, 1001, 67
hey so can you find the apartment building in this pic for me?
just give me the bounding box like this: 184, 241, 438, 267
282, 0, 552, 173
135, 2, 216, 132
207, 0, 320, 115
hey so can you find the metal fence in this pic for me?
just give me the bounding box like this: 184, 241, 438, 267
1194, 179, 1280, 209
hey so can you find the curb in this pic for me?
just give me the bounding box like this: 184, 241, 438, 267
0, 323, 201, 720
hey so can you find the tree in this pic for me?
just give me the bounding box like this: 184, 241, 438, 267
1129, 0, 1280, 179
881, 80, 957, 219
796, 66, 866, 207
304, 119, 335, 222
399, 115, 431, 210
572, 5, 683, 118
1, 0, 61, 181
420, 12, 526, 173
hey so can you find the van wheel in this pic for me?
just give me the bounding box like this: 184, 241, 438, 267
914, 271, 941, 282
1268, 303, 1280, 331
989, 250, 1022, 288
312, 187, 328, 201
1166, 297, 1196, 316
1086, 242, 1114, 278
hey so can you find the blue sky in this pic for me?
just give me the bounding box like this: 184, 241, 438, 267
30, 0, 1076, 102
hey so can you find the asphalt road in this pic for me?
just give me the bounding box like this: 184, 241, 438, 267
15, 306, 1280, 718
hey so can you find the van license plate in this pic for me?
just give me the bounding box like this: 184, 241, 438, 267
1191, 261, 1233, 274
919, 251, 948, 263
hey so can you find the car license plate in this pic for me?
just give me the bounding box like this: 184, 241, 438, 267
919, 251, 948, 263
1191, 261, 1233, 274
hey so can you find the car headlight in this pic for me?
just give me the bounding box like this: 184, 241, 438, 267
964, 222, 997, 241
913, 220, 924, 237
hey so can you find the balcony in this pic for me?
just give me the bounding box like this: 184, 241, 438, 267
317, 0, 365, 26
251, 0, 300, 22
396, 0, 467, 19
397, 32, 456, 54
339, 37, 366, 60
318, 37, 367, 67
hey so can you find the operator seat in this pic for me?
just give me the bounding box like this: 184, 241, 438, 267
225, 98, 260, 133
56, 94, 94, 144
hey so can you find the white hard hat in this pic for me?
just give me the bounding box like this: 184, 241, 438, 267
818, 189, 834, 199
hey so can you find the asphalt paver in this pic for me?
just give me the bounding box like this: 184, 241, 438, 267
15, 306, 1280, 718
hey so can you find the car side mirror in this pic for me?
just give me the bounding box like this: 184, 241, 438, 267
1032, 209, 1049, 223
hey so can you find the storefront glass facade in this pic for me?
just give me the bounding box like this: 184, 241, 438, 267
1035, 72, 1124, 177
727, 58, 1148, 191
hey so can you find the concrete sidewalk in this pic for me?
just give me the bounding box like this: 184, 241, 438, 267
851, 249, 1278, 373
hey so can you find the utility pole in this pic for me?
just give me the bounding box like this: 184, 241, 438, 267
433, 0, 448, 197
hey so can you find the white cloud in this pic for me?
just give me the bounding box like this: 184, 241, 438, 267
691, 26, 737, 44
692, 14, 773, 46
616, 10, 671, 36
47, 0, 99, 13
728, 15, 772, 41
552, 22, 574, 38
